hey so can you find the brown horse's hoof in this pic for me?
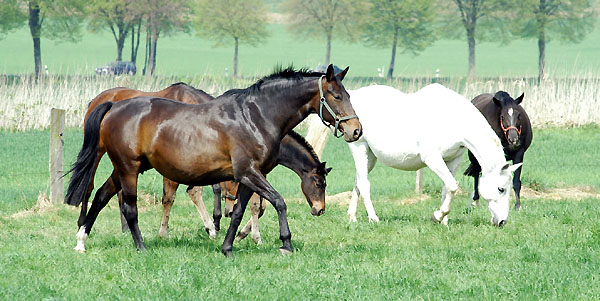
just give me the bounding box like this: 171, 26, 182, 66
279, 248, 293, 256
514, 204, 521, 211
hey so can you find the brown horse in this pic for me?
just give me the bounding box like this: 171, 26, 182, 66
220, 131, 330, 244
465, 91, 533, 210
66, 65, 361, 256
85, 83, 223, 238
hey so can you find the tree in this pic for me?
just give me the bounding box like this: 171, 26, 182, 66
363, 0, 437, 79
283, 0, 368, 65
87, 0, 140, 62
194, 0, 269, 78
130, 0, 192, 75
512, 0, 595, 81
0, 0, 26, 40
437, 0, 513, 78
9, 0, 85, 75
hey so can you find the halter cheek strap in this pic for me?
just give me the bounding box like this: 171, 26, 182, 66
500, 118, 522, 140
317, 75, 358, 138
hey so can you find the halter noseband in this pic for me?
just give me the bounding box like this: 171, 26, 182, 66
221, 182, 237, 202
500, 117, 522, 141
317, 75, 358, 138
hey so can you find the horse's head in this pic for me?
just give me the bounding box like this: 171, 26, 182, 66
317, 64, 362, 142
493, 91, 525, 151
222, 181, 240, 218
478, 162, 523, 226
300, 162, 331, 216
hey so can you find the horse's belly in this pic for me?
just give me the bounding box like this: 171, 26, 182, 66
369, 144, 425, 171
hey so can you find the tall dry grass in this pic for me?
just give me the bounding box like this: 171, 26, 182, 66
0, 73, 599, 130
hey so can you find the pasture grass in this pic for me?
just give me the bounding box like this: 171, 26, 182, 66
1, 23, 600, 78
0, 126, 599, 299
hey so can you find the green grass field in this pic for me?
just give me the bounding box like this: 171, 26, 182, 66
0, 126, 599, 299
1, 23, 600, 78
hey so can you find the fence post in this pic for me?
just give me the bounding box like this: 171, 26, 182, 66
49, 108, 65, 203
415, 169, 423, 193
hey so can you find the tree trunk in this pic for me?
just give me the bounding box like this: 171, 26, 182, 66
28, 1, 42, 76
233, 37, 239, 77
467, 27, 476, 79
148, 29, 158, 76
143, 25, 150, 75
131, 20, 141, 64
537, 20, 546, 82
387, 27, 399, 80
325, 32, 331, 65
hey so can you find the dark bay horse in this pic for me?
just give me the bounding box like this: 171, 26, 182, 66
85, 83, 330, 240
66, 65, 361, 256
85, 83, 224, 237
220, 130, 331, 244
465, 91, 533, 210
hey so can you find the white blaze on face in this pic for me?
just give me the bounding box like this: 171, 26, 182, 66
508, 108, 515, 125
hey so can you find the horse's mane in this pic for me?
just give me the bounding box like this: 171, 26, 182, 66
286, 130, 321, 164
221, 66, 324, 98
169, 82, 214, 98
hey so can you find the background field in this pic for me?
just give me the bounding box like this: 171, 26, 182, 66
1, 23, 600, 78
0, 126, 599, 299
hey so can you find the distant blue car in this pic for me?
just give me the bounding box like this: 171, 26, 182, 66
96, 61, 136, 75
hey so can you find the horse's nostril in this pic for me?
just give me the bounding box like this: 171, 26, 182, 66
318, 208, 325, 215
498, 220, 506, 227
353, 128, 361, 139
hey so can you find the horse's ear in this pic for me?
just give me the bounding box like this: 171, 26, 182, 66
326, 64, 335, 81
493, 95, 502, 107
515, 93, 524, 104
502, 163, 523, 173
326, 167, 332, 174
336, 66, 349, 81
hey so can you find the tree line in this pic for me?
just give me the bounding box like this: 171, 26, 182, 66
0, 0, 595, 80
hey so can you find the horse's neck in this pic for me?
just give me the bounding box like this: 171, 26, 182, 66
276, 139, 318, 177
257, 79, 318, 139
463, 127, 506, 174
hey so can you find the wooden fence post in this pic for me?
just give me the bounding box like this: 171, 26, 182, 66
415, 169, 423, 193
49, 108, 65, 203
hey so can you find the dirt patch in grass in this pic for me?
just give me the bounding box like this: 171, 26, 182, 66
326, 191, 430, 206
9, 192, 56, 218
520, 186, 600, 200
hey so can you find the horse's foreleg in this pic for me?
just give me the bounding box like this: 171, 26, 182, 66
158, 178, 178, 238
119, 172, 145, 251
425, 154, 461, 225
188, 185, 217, 239
211, 184, 222, 232
75, 171, 120, 252
512, 150, 525, 210
348, 141, 378, 223
118, 191, 129, 233
235, 194, 262, 244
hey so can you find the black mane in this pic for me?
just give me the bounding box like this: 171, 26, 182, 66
221, 66, 324, 98
493, 91, 514, 104
286, 130, 321, 164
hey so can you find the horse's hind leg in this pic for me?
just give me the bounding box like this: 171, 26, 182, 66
188, 185, 217, 239
348, 141, 378, 222
512, 150, 525, 210
119, 172, 145, 250
158, 178, 178, 238
211, 184, 222, 232
75, 170, 120, 252
423, 154, 461, 226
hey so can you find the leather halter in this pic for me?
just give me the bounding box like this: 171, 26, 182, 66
500, 117, 522, 141
317, 75, 359, 138
221, 182, 237, 202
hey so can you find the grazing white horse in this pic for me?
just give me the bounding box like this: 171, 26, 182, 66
347, 84, 521, 226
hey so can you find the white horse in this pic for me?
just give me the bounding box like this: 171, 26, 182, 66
347, 84, 521, 226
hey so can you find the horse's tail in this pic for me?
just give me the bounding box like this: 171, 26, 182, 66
463, 163, 478, 177
65, 102, 113, 207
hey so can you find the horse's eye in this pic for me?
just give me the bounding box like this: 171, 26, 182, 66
498, 187, 505, 193
333, 94, 341, 100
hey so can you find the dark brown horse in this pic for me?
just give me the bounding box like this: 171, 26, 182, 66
85, 83, 330, 240
85, 83, 224, 238
220, 131, 331, 244
66, 65, 361, 256
465, 91, 532, 210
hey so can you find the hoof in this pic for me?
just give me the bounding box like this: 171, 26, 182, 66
279, 248, 293, 256
514, 203, 521, 211
255, 238, 262, 245
368, 215, 380, 223
348, 214, 357, 223
207, 228, 217, 240
432, 210, 443, 223
158, 229, 168, 239
73, 245, 86, 253
222, 250, 233, 257
235, 231, 249, 242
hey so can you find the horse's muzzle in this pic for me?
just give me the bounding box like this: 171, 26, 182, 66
342, 120, 362, 142
311, 206, 325, 216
